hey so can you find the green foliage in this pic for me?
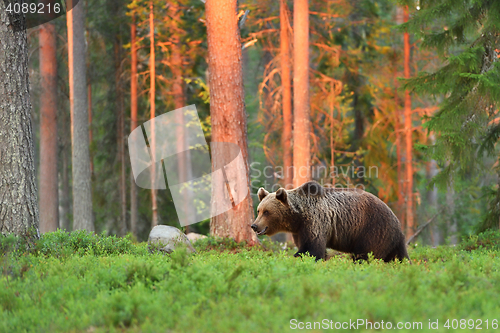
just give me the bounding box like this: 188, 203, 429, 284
184, 78, 210, 105
193, 235, 292, 254
402, 0, 500, 227
0, 233, 20, 254
193, 236, 250, 252
0, 228, 39, 254
460, 229, 500, 252
2, 232, 500, 331
0, 230, 148, 258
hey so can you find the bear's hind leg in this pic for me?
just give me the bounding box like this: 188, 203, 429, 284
383, 240, 410, 263
397, 243, 411, 263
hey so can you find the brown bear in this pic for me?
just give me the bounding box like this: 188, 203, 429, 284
251, 181, 409, 262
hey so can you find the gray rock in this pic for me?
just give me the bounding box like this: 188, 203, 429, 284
148, 225, 196, 254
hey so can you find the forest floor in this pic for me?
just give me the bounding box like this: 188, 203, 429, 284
1, 230, 500, 332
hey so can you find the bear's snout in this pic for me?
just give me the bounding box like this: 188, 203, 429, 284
251, 223, 268, 235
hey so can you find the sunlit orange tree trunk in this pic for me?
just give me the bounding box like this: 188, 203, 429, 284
393, 49, 404, 227
292, 0, 310, 188
169, 2, 194, 233
67, 0, 94, 231
403, 6, 413, 239
206, 0, 258, 244
281, 0, 294, 243
39, 22, 59, 233
149, 1, 158, 227
281, 0, 293, 189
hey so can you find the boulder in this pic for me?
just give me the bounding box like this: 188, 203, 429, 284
148, 225, 196, 254
186, 232, 207, 242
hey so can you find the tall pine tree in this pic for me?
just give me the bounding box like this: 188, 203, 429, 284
402, 0, 500, 229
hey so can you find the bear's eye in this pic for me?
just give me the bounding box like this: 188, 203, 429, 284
263, 210, 269, 216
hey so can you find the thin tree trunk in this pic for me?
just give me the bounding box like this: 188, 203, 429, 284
497, 171, 500, 230
115, 39, 127, 236
88, 83, 93, 174
206, 0, 258, 244
130, 13, 139, 236
330, 88, 334, 184
39, 22, 59, 233
446, 182, 457, 244
426, 141, 440, 246
60, 142, 71, 231
403, 6, 413, 239
393, 50, 404, 227
281, 0, 294, 244
149, 1, 158, 227
0, 2, 40, 236
170, 3, 193, 233
281, 0, 293, 190
292, 0, 310, 188
59, 96, 71, 231
67, 0, 94, 231
85, 1, 92, 177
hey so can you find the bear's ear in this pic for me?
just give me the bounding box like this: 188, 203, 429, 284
258, 188, 269, 202
276, 188, 288, 206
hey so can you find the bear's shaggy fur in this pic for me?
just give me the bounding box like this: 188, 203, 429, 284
251, 181, 409, 262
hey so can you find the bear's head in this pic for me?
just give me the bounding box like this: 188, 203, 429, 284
251, 187, 292, 236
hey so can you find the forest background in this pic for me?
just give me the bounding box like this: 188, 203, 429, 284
19, 0, 500, 244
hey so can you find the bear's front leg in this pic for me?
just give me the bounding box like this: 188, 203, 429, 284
294, 234, 326, 261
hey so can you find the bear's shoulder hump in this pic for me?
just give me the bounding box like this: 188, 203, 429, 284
296, 181, 324, 196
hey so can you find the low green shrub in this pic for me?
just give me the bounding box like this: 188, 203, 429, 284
193, 236, 249, 252
1, 230, 500, 332
1, 229, 148, 258
193, 235, 294, 255
0, 233, 18, 254
460, 229, 500, 251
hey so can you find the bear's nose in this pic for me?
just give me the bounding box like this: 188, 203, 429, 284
251, 224, 258, 231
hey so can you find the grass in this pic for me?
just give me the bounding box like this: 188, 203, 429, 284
1, 230, 500, 332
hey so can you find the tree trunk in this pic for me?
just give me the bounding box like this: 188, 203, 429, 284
85, 14, 93, 177
170, 3, 193, 233
130, 13, 139, 236
0, 2, 40, 236
281, 0, 293, 190
149, 1, 158, 227
280, 0, 294, 243
292, 0, 310, 188
59, 142, 71, 231
115, 39, 127, 236
393, 50, 404, 227
39, 22, 59, 233
206, 0, 258, 244
88, 83, 93, 174
426, 140, 440, 246
59, 95, 71, 231
67, 0, 94, 231
446, 182, 457, 244
403, 6, 413, 239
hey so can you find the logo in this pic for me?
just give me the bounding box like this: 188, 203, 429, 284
3, 0, 80, 30
128, 105, 249, 226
